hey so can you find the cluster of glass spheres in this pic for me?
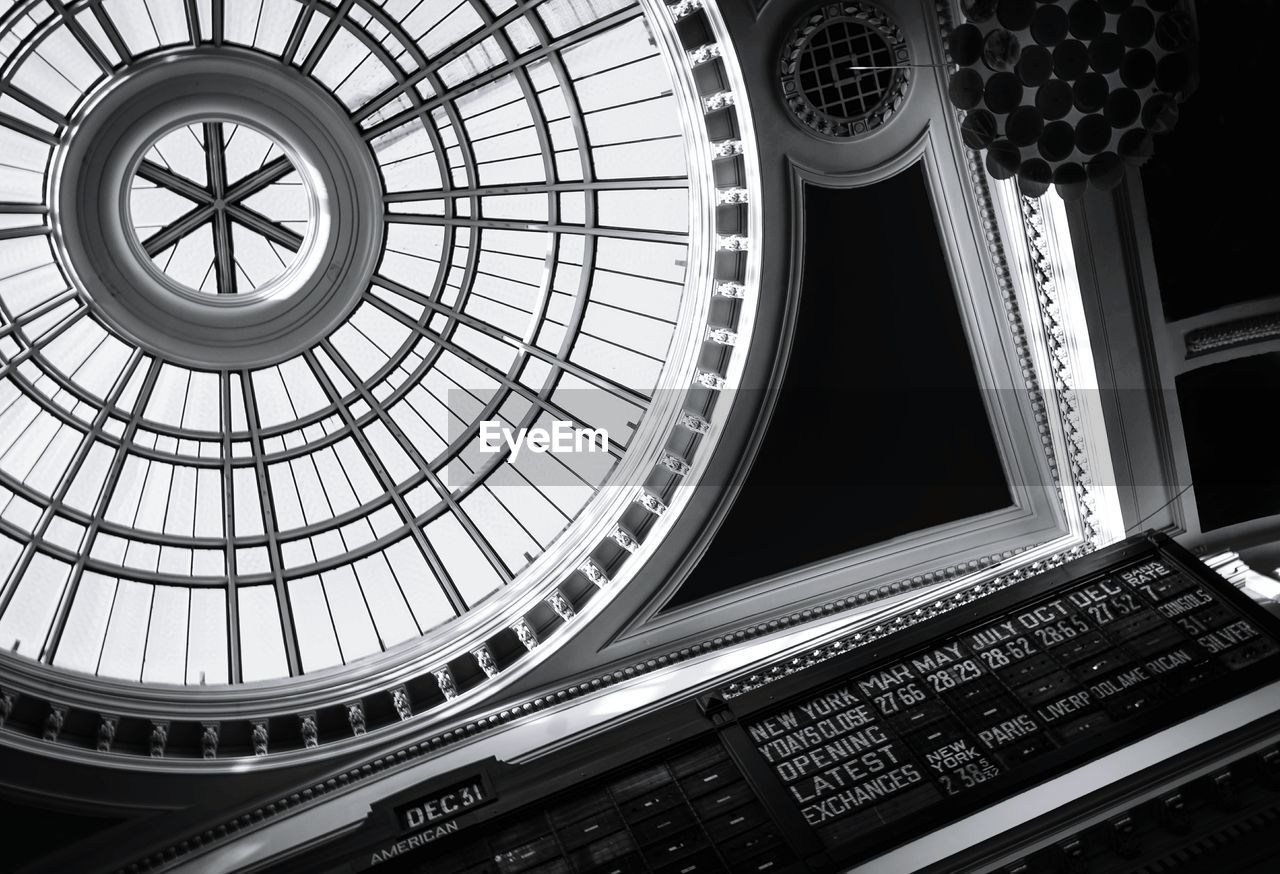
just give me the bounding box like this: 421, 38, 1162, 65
948, 0, 1195, 200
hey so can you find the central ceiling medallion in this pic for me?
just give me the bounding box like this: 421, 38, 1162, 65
128, 120, 321, 299
51, 51, 380, 369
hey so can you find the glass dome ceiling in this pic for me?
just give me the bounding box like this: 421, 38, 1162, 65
0, 0, 724, 685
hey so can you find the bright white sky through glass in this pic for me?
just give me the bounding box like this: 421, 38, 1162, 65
130, 121, 308, 295
0, 0, 696, 685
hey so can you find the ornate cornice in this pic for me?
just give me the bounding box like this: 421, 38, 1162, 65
938, 0, 1105, 548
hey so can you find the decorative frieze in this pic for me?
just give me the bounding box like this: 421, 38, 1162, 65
546, 590, 576, 622
716, 234, 747, 252
433, 667, 458, 701
1186, 314, 1280, 357
635, 490, 667, 516
149, 722, 168, 758
659, 452, 691, 476
610, 525, 640, 553
687, 43, 721, 66
472, 645, 499, 679
96, 716, 117, 753
665, 0, 703, 22
201, 723, 220, 760
716, 187, 748, 206
42, 705, 65, 742
578, 557, 609, 587
390, 687, 413, 721
712, 139, 745, 159
251, 721, 269, 756
713, 280, 745, 298
693, 370, 726, 390
706, 327, 737, 346
0, 689, 15, 727
678, 411, 712, 434
702, 91, 735, 113
346, 702, 367, 736
300, 713, 319, 749
512, 618, 539, 652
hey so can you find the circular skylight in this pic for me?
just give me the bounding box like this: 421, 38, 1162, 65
0, 0, 745, 687
128, 120, 318, 297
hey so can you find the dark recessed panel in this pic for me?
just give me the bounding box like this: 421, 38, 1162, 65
668, 165, 1010, 608
1176, 353, 1280, 531
0, 796, 123, 870
1142, 0, 1278, 322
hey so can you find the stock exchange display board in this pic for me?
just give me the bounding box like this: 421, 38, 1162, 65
735, 537, 1280, 862
346, 537, 1280, 874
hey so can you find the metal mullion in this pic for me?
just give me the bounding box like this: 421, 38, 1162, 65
361, 291, 628, 453
0, 115, 58, 146
352, 0, 540, 125
384, 210, 687, 244
210, 0, 224, 45
302, 349, 470, 614
182, 0, 201, 45
0, 202, 51, 213
171, 498, 427, 579
359, 6, 639, 139
141, 204, 216, 257
315, 564, 346, 664
572, 48, 669, 87
222, 155, 292, 203
87, 0, 133, 61
340, 0, 464, 239
436, 4, 578, 522
577, 328, 665, 363
273, 374, 338, 525
517, 24, 601, 373
47, 0, 114, 73
240, 373, 302, 677
0, 85, 67, 129
0, 304, 91, 380
78, 556, 248, 587
0, 288, 78, 340
220, 372, 241, 682
480, 4, 558, 351
369, 25, 491, 448
298, 0, 354, 76
371, 275, 650, 408
35, 356, 159, 660
225, 203, 303, 252
212, 212, 235, 295
0, 350, 138, 506
384, 176, 690, 202
136, 160, 214, 204
282, 0, 321, 64
314, 339, 513, 584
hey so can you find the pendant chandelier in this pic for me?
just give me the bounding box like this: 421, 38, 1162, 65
947, 0, 1196, 200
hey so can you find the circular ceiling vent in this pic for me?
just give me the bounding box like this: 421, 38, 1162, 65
0, 0, 760, 699
780, 2, 911, 139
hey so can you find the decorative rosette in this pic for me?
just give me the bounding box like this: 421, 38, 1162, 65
947, 0, 1196, 200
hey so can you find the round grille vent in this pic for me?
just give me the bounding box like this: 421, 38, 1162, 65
780, 3, 911, 139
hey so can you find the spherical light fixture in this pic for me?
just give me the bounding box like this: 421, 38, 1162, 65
947, 0, 1196, 200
